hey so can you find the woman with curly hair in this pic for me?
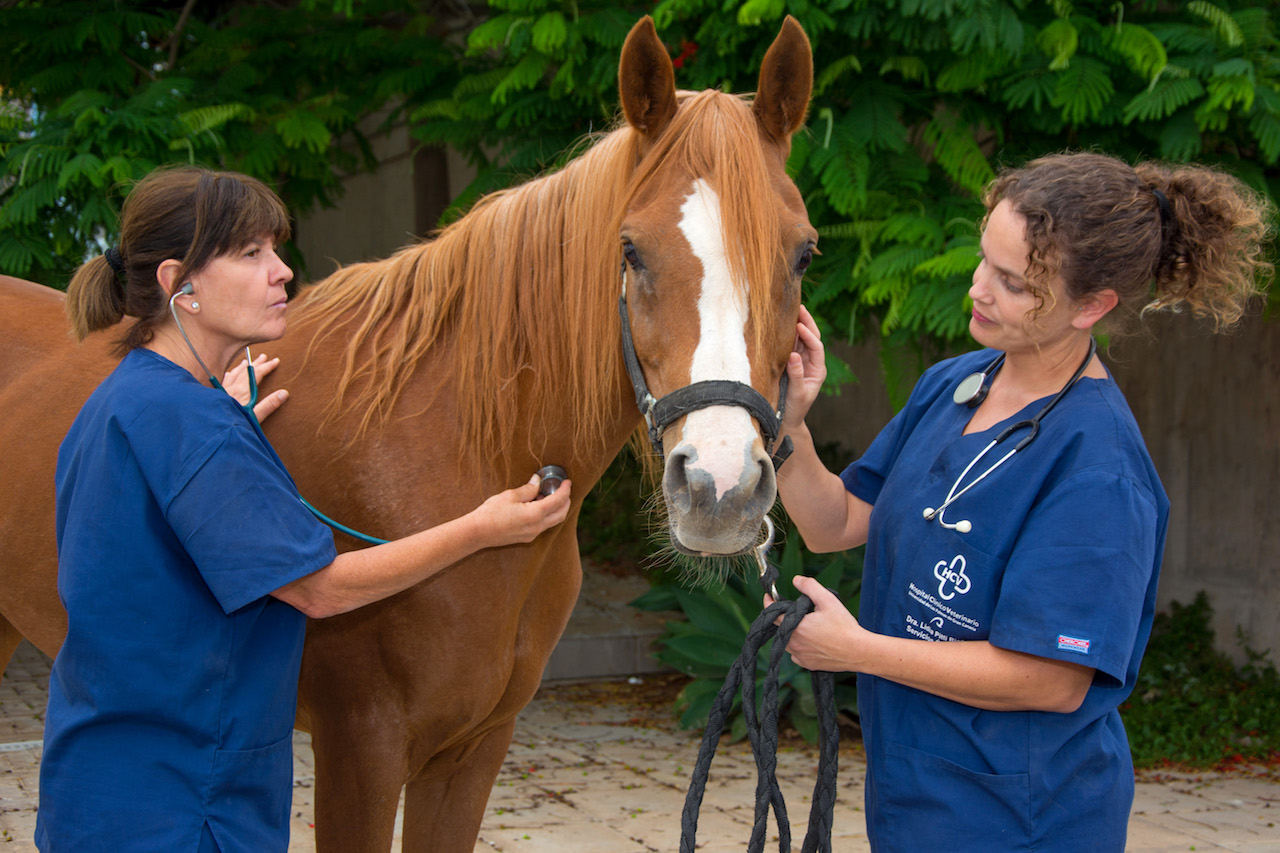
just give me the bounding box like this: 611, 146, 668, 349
773, 151, 1272, 852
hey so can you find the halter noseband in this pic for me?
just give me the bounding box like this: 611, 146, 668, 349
618, 289, 794, 470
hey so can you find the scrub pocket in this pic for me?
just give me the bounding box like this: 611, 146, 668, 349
205, 733, 294, 853
874, 741, 1033, 851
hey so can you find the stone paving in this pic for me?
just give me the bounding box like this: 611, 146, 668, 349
2, 573, 1279, 853
3, 641, 1278, 851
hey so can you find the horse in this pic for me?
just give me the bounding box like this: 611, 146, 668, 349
0, 15, 815, 851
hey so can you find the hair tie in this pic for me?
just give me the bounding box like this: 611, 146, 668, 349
104, 246, 126, 278
1152, 188, 1172, 227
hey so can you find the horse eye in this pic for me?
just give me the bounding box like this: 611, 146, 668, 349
796, 246, 813, 276
622, 242, 642, 270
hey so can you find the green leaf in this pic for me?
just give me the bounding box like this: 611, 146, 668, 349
878, 56, 927, 87
1003, 69, 1056, 112
176, 103, 255, 136
816, 54, 865, 95
922, 113, 995, 195
915, 239, 981, 279
1052, 56, 1115, 124
1102, 22, 1167, 82
56, 151, 105, 189
738, 0, 785, 27
1122, 75, 1205, 124
531, 12, 568, 54
491, 51, 551, 105
1037, 17, 1078, 71
660, 632, 743, 671
1159, 109, 1204, 160
674, 587, 752, 637
273, 109, 332, 154
936, 54, 998, 93
1187, 0, 1244, 48
1248, 99, 1280, 164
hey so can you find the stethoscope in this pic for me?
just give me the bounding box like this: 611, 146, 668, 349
922, 337, 1097, 534
168, 283, 392, 545
168, 282, 252, 396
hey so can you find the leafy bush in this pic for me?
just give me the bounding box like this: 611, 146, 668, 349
631, 524, 864, 743
1122, 591, 1280, 769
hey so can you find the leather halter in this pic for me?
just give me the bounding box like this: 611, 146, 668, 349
618, 288, 794, 470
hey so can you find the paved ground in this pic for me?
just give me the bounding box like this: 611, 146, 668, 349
1, 561, 1278, 851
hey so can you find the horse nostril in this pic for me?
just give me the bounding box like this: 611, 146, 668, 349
663, 446, 695, 514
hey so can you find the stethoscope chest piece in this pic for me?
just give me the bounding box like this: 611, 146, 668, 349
953, 372, 987, 406
953, 353, 1004, 407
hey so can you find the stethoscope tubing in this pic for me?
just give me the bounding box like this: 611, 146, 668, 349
168, 289, 391, 546
924, 337, 1097, 532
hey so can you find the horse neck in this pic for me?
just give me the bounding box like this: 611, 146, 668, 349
290, 129, 645, 491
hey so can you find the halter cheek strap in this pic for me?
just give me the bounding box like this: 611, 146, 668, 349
618, 291, 793, 469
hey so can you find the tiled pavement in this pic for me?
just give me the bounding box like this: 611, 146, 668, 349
1, 561, 1278, 851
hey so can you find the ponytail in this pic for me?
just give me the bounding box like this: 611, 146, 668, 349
66, 255, 127, 341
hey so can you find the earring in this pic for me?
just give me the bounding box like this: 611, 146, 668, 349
191, 301, 200, 311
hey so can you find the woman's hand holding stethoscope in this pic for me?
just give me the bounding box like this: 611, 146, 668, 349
223, 353, 290, 423
781, 305, 826, 435
765, 574, 865, 673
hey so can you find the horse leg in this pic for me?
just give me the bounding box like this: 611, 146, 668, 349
401, 718, 518, 853
0, 617, 26, 683
310, 723, 408, 853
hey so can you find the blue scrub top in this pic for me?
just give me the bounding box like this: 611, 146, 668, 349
37, 348, 337, 853
840, 348, 1168, 853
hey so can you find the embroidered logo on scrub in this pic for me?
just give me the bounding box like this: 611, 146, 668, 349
933, 555, 971, 600
1057, 635, 1091, 655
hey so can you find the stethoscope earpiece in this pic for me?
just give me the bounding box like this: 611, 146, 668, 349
167, 284, 250, 394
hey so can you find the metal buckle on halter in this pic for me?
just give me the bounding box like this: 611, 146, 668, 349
640, 393, 659, 447
754, 516, 779, 600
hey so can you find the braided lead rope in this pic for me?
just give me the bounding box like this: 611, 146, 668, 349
679, 525, 839, 853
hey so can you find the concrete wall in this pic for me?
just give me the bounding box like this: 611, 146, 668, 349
293, 113, 474, 281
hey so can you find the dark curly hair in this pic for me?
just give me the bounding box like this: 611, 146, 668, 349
982, 151, 1274, 334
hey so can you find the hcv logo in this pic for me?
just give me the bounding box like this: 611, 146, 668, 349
933, 555, 970, 600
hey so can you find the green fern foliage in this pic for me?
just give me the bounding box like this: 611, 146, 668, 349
2, 0, 1277, 381
1188, 0, 1246, 47
1038, 17, 1080, 71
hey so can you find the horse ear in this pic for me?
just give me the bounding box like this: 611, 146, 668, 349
753, 16, 813, 144
618, 16, 678, 139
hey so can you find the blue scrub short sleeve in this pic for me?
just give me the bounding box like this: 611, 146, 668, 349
841, 406, 914, 506
163, 425, 336, 614
988, 469, 1160, 685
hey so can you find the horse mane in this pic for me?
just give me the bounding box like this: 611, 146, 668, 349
292, 88, 787, 472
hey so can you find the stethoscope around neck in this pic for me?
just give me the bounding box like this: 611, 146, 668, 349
922, 337, 1097, 534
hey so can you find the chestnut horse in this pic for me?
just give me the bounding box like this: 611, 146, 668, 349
0, 16, 814, 852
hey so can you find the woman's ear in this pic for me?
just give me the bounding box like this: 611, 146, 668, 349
1073, 288, 1118, 329
156, 259, 184, 298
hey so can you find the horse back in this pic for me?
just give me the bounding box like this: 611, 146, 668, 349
0, 276, 117, 655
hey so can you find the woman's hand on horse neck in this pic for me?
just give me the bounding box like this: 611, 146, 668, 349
222, 353, 290, 423
272, 475, 573, 618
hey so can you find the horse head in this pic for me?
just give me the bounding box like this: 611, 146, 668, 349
616, 16, 815, 556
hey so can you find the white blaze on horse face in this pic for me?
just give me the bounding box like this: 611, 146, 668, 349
677, 179, 759, 501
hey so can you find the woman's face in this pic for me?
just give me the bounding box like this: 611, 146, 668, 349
968, 200, 1075, 355
187, 235, 293, 348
